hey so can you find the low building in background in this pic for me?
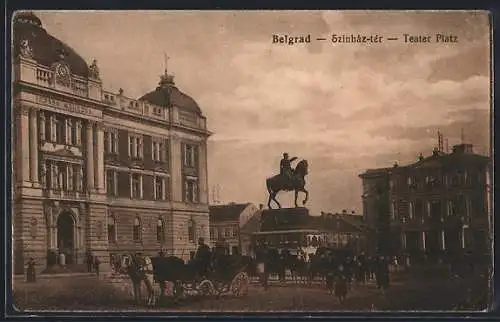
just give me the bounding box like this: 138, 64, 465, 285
209, 203, 261, 255
253, 208, 368, 260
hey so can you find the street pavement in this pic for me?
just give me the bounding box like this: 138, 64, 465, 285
11, 270, 489, 312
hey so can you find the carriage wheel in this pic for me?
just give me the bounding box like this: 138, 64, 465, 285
199, 280, 214, 296
231, 272, 249, 296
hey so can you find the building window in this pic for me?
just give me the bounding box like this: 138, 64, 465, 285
55, 117, 65, 144
408, 201, 414, 220
430, 200, 442, 222
184, 144, 198, 168
106, 170, 118, 196
104, 130, 118, 154
447, 199, 454, 217
188, 219, 196, 242
154, 176, 165, 200
391, 201, 397, 221
108, 215, 117, 243
210, 227, 215, 240
130, 173, 143, 199
39, 112, 46, 141
133, 217, 141, 241
157, 218, 165, 242
225, 228, 231, 238
184, 179, 199, 203
415, 199, 423, 219
232, 226, 238, 237
152, 140, 165, 162
128, 134, 143, 159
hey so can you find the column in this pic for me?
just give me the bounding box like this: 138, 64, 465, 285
421, 231, 426, 250
95, 124, 105, 193
18, 106, 31, 185
86, 121, 95, 192
198, 141, 209, 204
29, 108, 39, 186
441, 230, 446, 250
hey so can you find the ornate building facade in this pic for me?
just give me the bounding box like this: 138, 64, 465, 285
12, 12, 211, 274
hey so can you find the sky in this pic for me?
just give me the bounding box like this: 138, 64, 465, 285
33, 11, 491, 214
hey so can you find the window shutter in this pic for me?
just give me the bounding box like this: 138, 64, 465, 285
182, 177, 186, 201
104, 131, 109, 153
181, 143, 186, 168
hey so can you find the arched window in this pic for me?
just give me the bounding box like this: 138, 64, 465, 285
108, 215, 116, 243
188, 219, 195, 242
133, 217, 141, 241
157, 218, 165, 242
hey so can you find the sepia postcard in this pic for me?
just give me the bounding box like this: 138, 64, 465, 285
10, 10, 492, 314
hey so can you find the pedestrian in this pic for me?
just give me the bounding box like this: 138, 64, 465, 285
335, 265, 348, 304
26, 258, 36, 283
94, 256, 101, 277
85, 252, 93, 273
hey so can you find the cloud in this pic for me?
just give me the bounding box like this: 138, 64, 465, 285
33, 11, 491, 214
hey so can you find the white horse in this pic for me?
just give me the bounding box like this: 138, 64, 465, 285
119, 253, 159, 306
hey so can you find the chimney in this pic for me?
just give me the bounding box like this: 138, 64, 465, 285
393, 161, 399, 168
342, 209, 347, 215
418, 153, 424, 161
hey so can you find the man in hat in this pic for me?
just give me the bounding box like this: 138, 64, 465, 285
195, 237, 211, 279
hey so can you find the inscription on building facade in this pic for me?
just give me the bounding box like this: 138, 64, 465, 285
35, 95, 99, 117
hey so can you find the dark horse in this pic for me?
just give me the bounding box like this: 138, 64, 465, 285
266, 159, 309, 209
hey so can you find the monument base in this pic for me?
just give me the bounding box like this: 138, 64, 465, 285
260, 207, 310, 231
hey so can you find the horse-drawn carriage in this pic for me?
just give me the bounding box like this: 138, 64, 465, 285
118, 252, 250, 305
151, 254, 250, 298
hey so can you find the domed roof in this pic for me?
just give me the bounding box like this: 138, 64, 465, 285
13, 12, 90, 78
139, 72, 202, 115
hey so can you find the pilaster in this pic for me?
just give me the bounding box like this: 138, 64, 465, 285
170, 136, 183, 202
29, 108, 40, 187
17, 106, 31, 186
198, 140, 208, 204
95, 124, 105, 194
86, 121, 95, 192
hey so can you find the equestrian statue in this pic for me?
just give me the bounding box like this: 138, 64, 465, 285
266, 153, 309, 209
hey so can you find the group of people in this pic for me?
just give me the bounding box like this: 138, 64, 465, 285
252, 248, 392, 303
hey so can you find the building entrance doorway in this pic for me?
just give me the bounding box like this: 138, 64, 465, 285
57, 211, 75, 265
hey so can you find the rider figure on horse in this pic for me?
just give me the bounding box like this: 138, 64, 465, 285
280, 153, 297, 190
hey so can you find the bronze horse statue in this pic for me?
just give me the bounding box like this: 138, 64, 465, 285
266, 159, 309, 209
